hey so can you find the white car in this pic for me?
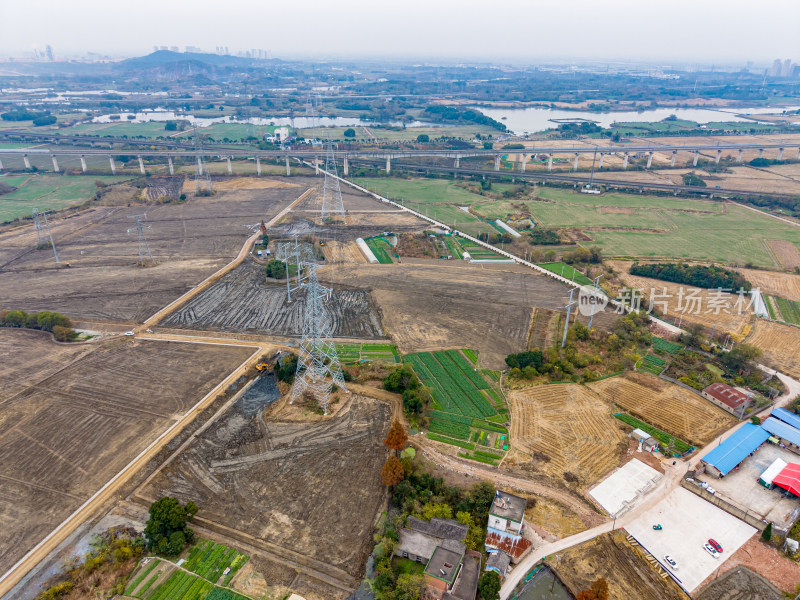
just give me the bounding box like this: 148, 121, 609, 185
704, 543, 720, 559
706, 486, 716, 495
663, 555, 678, 570
124, 331, 135, 337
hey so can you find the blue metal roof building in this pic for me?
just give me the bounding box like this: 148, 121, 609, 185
771, 408, 800, 431
702, 423, 770, 476
762, 417, 800, 447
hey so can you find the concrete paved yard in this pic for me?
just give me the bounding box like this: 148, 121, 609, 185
589, 458, 662, 515
626, 487, 756, 592
696, 443, 800, 529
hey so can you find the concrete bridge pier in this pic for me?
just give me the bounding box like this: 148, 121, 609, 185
168, 156, 174, 175
285, 156, 291, 176
547, 154, 553, 170
23, 154, 31, 170
138, 156, 145, 175
51, 155, 59, 172
455, 156, 460, 169
109, 156, 116, 175
196, 156, 203, 176
494, 155, 501, 171
226, 156, 232, 175
622, 153, 629, 169
737, 149, 743, 162
715, 149, 722, 165
80, 155, 87, 173
777, 148, 784, 161
343, 156, 349, 176
758, 148, 764, 159
386, 156, 391, 174
597, 153, 604, 169
670, 151, 676, 167
646, 152, 653, 169
573, 153, 579, 171
693, 151, 699, 167
256, 157, 262, 176
0, 158, 3, 171
521, 154, 528, 172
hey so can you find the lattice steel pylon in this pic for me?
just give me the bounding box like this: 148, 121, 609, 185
32, 209, 44, 245
320, 140, 346, 222
127, 214, 155, 266
290, 263, 347, 414
33, 209, 60, 263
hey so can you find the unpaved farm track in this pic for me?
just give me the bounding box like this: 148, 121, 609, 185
159, 261, 383, 338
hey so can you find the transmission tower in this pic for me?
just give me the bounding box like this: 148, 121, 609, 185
33, 209, 60, 264
290, 263, 347, 414
320, 141, 346, 222
127, 214, 155, 266
32, 209, 44, 245
274, 237, 315, 302
193, 126, 212, 194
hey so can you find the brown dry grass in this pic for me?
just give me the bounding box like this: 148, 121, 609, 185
735, 268, 800, 302
213, 177, 300, 190
522, 494, 587, 538
508, 384, 627, 487
609, 260, 753, 337
588, 372, 735, 446
747, 319, 800, 378
767, 239, 800, 269
321, 240, 366, 264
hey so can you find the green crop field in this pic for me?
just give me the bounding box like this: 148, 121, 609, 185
335, 343, 398, 364
638, 354, 666, 376
537, 262, 594, 285
183, 539, 249, 585
614, 413, 691, 454
364, 236, 394, 264
652, 336, 682, 354
0, 174, 129, 222
773, 295, 800, 324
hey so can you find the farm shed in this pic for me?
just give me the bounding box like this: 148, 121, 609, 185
761, 417, 800, 451
701, 382, 749, 415
771, 407, 800, 430
495, 220, 521, 238
701, 423, 770, 477
772, 463, 800, 497
759, 457, 788, 487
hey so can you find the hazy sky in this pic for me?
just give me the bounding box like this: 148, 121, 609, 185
2, 0, 799, 64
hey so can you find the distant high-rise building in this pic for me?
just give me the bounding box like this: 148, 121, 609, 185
45, 45, 54, 61
770, 59, 782, 77
170, 46, 178, 52
185, 45, 202, 53
781, 59, 793, 78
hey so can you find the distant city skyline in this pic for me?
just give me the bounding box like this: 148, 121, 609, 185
2, 0, 799, 64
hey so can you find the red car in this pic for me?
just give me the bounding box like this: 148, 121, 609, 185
708, 539, 723, 553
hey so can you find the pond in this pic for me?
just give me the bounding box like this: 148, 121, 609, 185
512, 566, 574, 600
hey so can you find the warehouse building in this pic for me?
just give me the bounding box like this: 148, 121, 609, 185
701, 423, 770, 477
761, 417, 800, 455
701, 383, 749, 416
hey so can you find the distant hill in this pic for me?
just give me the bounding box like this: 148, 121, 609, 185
117, 50, 257, 70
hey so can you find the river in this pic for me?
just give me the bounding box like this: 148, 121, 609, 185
476, 105, 800, 135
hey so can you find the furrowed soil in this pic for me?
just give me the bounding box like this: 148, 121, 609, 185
767, 239, 800, 270
506, 384, 628, 489
137, 394, 391, 599
746, 319, 800, 378
159, 260, 384, 338
0, 329, 254, 575
0, 179, 307, 323
588, 372, 735, 446
695, 566, 784, 600
549, 530, 688, 600
319, 260, 619, 369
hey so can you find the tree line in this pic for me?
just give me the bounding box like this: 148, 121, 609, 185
0, 309, 76, 341
630, 262, 751, 291
422, 105, 507, 132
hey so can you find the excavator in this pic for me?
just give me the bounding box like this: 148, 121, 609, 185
255, 362, 270, 375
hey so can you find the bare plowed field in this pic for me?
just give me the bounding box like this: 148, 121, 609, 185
767, 239, 800, 270
321, 240, 367, 264
589, 372, 735, 446
0, 183, 307, 323
0, 330, 254, 575
747, 319, 800, 378
549, 530, 687, 600
138, 394, 391, 598
609, 261, 753, 337
508, 384, 627, 486
160, 260, 383, 338
321, 261, 618, 368
735, 268, 800, 302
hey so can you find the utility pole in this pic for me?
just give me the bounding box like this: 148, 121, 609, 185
562, 288, 576, 348
588, 275, 602, 330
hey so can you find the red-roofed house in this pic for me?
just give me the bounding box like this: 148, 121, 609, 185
702, 383, 749, 416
